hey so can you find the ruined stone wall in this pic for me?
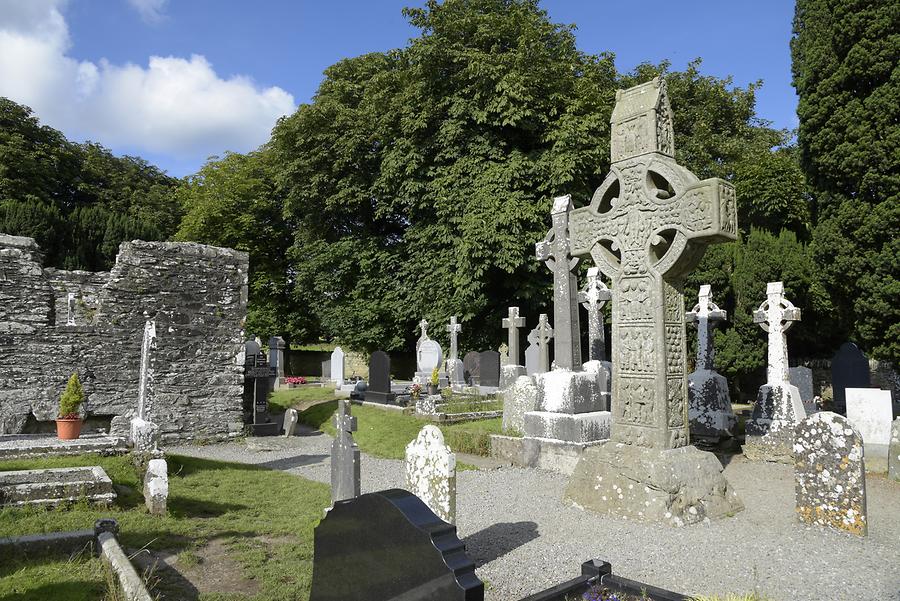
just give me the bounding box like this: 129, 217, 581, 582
0, 235, 249, 442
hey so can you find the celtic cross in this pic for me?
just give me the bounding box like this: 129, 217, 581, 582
578, 267, 611, 362
501, 307, 526, 366
568, 77, 738, 450
686, 285, 727, 371
753, 282, 800, 386
535, 313, 554, 373
446, 316, 462, 362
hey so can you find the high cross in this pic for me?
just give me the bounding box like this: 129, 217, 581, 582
578, 267, 611, 362
535, 313, 554, 373
446, 316, 462, 362
136, 320, 156, 420
568, 77, 738, 450
753, 282, 800, 385
686, 285, 727, 371
501, 307, 526, 366
536, 195, 581, 370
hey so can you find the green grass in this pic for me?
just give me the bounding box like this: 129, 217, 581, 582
268, 385, 340, 413
298, 401, 503, 459
0, 553, 109, 601
437, 393, 503, 415
0, 453, 331, 601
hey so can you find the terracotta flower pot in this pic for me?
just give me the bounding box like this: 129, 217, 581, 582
56, 418, 83, 440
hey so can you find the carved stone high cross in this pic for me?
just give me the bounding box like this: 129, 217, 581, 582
137, 320, 156, 421
536, 313, 554, 373
501, 307, 526, 366
536, 195, 582, 370
446, 316, 462, 362
578, 267, 611, 362
568, 77, 738, 450
686, 285, 727, 371
753, 282, 800, 386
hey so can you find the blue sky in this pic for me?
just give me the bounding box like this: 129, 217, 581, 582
0, 0, 797, 178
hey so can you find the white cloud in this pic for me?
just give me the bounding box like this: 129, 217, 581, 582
127, 0, 169, 24
0, 0, 295, 164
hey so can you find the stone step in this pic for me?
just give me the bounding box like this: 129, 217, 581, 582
0, 466, 116, 507
0, 433, 128, 461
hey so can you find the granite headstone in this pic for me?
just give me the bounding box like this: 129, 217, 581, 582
479, 351, 501, 388
831, 342, 871, 413
364, 351, 395, 404
463, 351, 480, 386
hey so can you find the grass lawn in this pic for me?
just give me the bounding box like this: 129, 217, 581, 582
0, 453, 330, 601
297, 400, 505, 459
267, 385, 340, 414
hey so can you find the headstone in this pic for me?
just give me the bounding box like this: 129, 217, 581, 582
283, 408, 298, 437
524, 328, 541, 376
831, 342, 871, 413
502, 375, 539, 435
794, 412, 867, 536
321, 359, 332, 381
501, 307, 526, 366
416, 339, 443, 378
131, 321, 160, 453
364, 351, 395, 404
685, 285, 736, 442
245, 343, 278, 435
405, 425, 457, 524
309, 489, 482, 601
143, 458, 168, 516
789, 366, 814, 404
478, 351, 500, 388
889, 418, 900, 481
578, 267, 611, 362
462, 351, 480, 386
845, 388, 893, 446
446, 316, 464, 386
330, 347, 345, 386
535, 196, 581, 370
745, 282, 805, 462
331, 400, 360, 503
535, 313, 553, 373
66, 292, 76, 326
269, 336, 286, 380
564, 77, 742, 525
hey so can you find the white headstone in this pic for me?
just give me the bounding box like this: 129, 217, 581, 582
331, 347, 345, 386
846, 388, 893, 446
417, 339, 443, 374
283, 408, 298, 437
144, 458, 168, 516
404, 425, 456, 524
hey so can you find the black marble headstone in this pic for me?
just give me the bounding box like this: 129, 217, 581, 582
463, 351, 480, 385
831, 342, 870, 413
364, 350, 395, 404
479, 351, 501, 387
310, 489, 483, 601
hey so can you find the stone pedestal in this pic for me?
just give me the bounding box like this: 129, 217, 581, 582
523, 368, 610, 444
565, 442, 743, 526
687, 369, 736, 441
130, 417, 159, 453
744, 383, 805, 463
500, 364, 526, 389
501, 375, 538, 435
143, 458, 168, 516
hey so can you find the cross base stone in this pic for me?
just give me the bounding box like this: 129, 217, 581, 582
501, 375, 538, 435
687, 370, 736, 442
744, 383, 805, 463
500, 364, 527, 389
521, 368, 611, 444
523, 411, 610, 443
565, 442, 743, 526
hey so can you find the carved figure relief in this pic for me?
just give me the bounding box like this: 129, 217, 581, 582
620, 379, 655, 425
620, 327, 654, 373
667, 380, 684, 427
720, 183, 737, 236
619, 278, 652, 321
680, 189, 714, 232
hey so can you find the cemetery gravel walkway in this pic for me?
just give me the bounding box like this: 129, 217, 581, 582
170, 428, 900, 601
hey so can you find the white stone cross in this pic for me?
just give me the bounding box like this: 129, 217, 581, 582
578, 267, 611, 362
753, 282, 800, 385
686, 285, 727, 371
536, 313, 554, 373
446, 316, 462, 362
501, 307, 526, 366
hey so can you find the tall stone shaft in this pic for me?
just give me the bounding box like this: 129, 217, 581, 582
568, 77, 738, 450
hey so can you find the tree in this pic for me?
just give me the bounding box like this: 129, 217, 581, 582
792, 0, 899, 362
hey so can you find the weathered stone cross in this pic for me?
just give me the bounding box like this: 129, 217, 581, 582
136, 320, 157, 421
753, 282, 800, 386
686, 285, 727, 371
535, 313, 554, 373
536, 195, 582, 371
418, 318, 429, 340
568, 77, 738, 450
446, 316, 462, 362
578, 267, 611, 362
331, 399, 360, 503
501, 307, 526, 366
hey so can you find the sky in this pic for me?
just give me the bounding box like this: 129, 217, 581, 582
0, 0, 798, 178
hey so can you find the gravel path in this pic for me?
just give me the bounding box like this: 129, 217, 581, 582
171, 429, 900, 601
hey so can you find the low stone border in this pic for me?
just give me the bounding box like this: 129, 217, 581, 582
95, 519, 154, 601
430, 410, 503, 423
350, 399, 407, 412
0, 527, 95, 561
489, 434, 605, 474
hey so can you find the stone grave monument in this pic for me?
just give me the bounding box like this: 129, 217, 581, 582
331, 399, 360, 504
130, 320, 160, 455
524, 327, 540, 376
244, 340, 279, 436
744, 282, 805, 462
535, 314, 553, 374
143, 458, 168, 516
446, 316, 465, 387
500, 307, 527, 388
269, 336, 286, 389
415, 319, 446, 387
330, 346, 345, 387
846, 387, 893, 449
404, 425, 457, 524
578, 266, 611, 364
501, 376, 539, 435
794, 412, 867, 536
831, 342, 871, 413
463, 351, 480, 386
478, 350, 501, 389
789, 365, 816, 413
685, 285, 736, 443
321, 358, 331, 381
283, 408, 298, 437
564, 77, 742, 525
889, 418, 900, 481
364, 351, 395, 404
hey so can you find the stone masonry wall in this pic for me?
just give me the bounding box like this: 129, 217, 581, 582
0, 234, 249, 442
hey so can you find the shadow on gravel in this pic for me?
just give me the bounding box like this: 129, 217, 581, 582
464, 521, 539, 567
259, 454, 329, 471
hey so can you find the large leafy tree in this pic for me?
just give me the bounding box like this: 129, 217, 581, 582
792, 0, 899, 362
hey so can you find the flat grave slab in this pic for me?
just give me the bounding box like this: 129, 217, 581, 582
0, 466, 116, 508
0, 433, 128, 461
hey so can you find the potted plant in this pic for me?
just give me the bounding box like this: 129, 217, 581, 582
56, 373, 85, 440
428, 367, 440, 395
